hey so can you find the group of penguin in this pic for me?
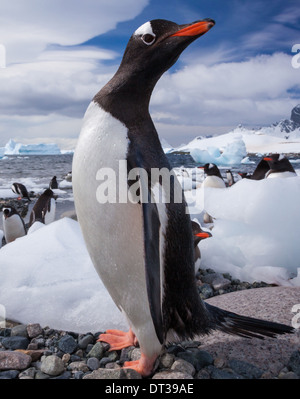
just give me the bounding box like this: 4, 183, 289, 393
183, 153, 297, 258
198, 153, 297, 190
2, 176, 58, 244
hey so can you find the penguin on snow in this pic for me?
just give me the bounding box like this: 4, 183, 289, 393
72, 18, 294, 377
199, 163, 226, 188
49, 176, 58, 190
192, 220, 212, 270
263, 154, 297, 178
2, 206, 27, 243
225, 169, 235, 187
29, 188, 56, 227
238, 158, 270, 181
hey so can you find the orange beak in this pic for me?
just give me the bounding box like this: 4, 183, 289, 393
171, 20, 215, 37
195, 232, 211, 239
263, 157, 272, 161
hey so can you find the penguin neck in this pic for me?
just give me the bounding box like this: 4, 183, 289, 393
94, 67, 159, 129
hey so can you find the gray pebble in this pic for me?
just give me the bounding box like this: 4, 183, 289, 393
87, 357, 100, 370
58, 334, 78, 354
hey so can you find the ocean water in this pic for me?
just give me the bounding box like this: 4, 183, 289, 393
1, 153, 300, 230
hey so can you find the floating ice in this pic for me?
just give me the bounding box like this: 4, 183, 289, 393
190, 137, 247, 166
3, 139, 61, 155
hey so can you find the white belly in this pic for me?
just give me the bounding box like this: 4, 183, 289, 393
3, 215, 26, 243
44, 198, 56, 225
266, 171, 297, 179
202, 175, 226, 188
72, 101, 162, 356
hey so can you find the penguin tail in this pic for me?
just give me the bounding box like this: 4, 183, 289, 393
205, 303, 295, 339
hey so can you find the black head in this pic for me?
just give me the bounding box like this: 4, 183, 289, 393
191, 220, 212, 246
199, 163, 223, 179
121, 19, 214, 80
96, 18, 215, 112
3, 207, 17, 219
42, 189, 54, 197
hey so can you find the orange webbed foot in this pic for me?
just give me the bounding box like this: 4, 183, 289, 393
97, 328, 138, 351
123, 353, 157, 377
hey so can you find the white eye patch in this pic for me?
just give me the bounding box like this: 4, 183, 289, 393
134, 21, 155, 36
134, 21, 156, 45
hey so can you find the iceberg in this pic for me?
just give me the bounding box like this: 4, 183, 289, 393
4, 139, 61, 155
190, 136, 247, 166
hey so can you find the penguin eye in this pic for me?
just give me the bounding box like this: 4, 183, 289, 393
141, 33, 156, 46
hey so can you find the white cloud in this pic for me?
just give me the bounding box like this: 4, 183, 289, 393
1, 0, 149, 63
0, 1, 299, 149
152, 52, 300, 135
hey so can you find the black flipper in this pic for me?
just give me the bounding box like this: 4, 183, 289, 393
205, 302, 295, 339
127, 148, 164, 345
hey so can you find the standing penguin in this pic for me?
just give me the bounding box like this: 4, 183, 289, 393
238, 158, 270, 180
11, 182, 31, 201
199, 163, 225, 223
200, 163, 226, 188
264, 154, 297, 178
192, 220, 212, 270
2, 206, 27, 243
73, 19, 293, 377
29, 189, 56, 227
49, 176, 58, 190
225, 169, 235, 187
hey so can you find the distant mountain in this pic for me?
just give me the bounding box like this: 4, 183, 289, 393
173, 104, 300, 157
262, 104, 300, 136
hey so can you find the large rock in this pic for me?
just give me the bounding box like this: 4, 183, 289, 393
41, 355, 65, 376
0, 351, 32, 370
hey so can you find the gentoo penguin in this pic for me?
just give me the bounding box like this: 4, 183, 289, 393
238, 158, 270, 180
29, 189, 56, 227
11, 182, 31, 201
49, 176, 58, 190
72, 19, 294, 377
192, 220, 212, 270
64, 171, 72, 182
225, 169, 235, 187
199, 163, 226, 188
2, 206, 27, 243
263, 154, 297, 178
199, 163, 225, 223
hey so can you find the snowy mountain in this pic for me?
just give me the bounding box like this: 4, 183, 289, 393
172, 105, 300, 164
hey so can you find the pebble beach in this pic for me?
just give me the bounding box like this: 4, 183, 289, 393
1, 269, 299, 380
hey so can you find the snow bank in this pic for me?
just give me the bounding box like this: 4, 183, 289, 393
175, 125, 300, 160
187, 176, 300, 286
0, 218, 127, 333
3, 139, 61, 155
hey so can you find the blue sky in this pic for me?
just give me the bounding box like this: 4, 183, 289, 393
0, 0, 299, 148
